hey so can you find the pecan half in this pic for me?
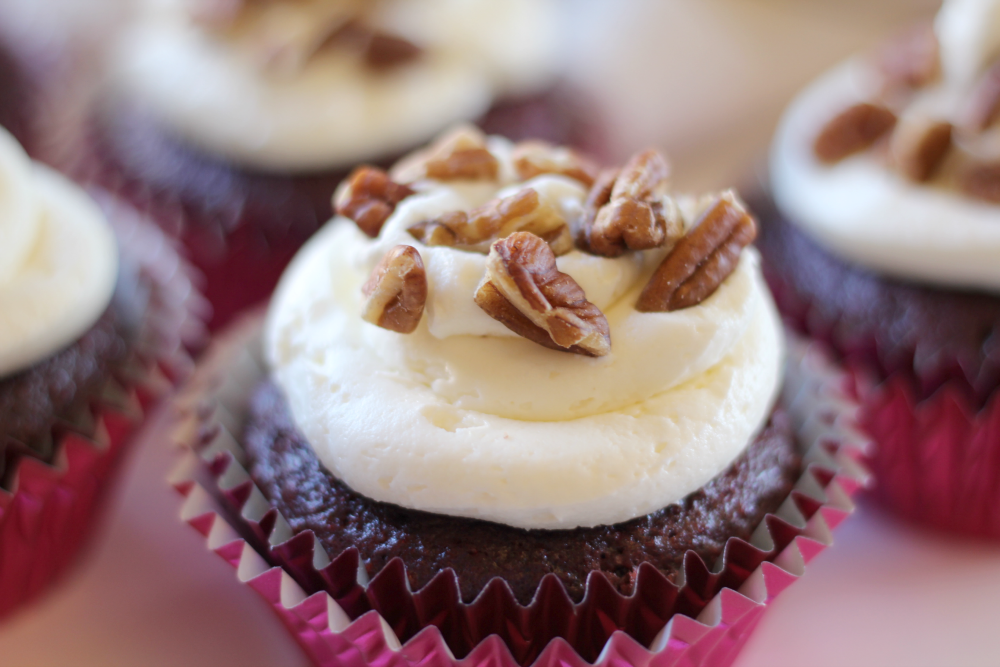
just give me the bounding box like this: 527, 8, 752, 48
637, 191, 757, 313
963, 60, 1000, 132
475, 232, 611, 357
391, 126, 499, 183
814, 103, 898, 164
361, 245, 427, 333
511, 141, 600, 187
890, 116, 953, 182
334, 166, 415, 237
408, 187, 572, 254
874, 22, 940, 91
580, 149, 683, 257
960, 161, 1000, 203
364, 31, 423, 69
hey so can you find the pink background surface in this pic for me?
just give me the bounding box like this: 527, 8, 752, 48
0, 403, 998, 667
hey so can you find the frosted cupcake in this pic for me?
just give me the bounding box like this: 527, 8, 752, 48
82, 0, 592, 329
171, 127, 868, 664
0, 126, 203, 619
758, 0, 1000, 536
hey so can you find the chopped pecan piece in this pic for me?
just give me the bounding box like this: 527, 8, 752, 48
334, 166, 415, 237
408, 187, 572, 254
637, 191, 757, 313
960, 161, 1000, 203
579, 150, 683, 257
361, 245, 427, 333
963, 60, 1000, 132
890, 116, 953, 182
874, 22, 940, 90
475, 232, 611, 357
814, 103, 898, 164
364, 31, 423, 69
511, 141, 600, 187
391, 126, 499, 183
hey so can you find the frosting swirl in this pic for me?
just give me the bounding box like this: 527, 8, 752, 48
266, 136, 783, 530
772, 0, 1000, 292
110, 0, 560, 171
0, 128, 119, 377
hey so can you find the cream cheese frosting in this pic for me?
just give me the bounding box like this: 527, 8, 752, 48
266, 137, 784, 530
0, 128, 119, 378
772, 0, 1000, 293
110, 0, 560, 171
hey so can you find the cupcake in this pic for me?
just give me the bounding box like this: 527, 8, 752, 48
170, 128, 868, 665
74, 0, 596, 330
758, 0, 1000, 537
0, 125, 204, 619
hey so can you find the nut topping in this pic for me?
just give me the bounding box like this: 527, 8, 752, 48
361, 245, 427, 333
334, 166, 415, 237
364, 31, 423, 69
960, 161, 1000, 203
391, 126, 499, 184
580, 149, 683, 257
963, 60, 1000, 132
637, 191, 757, 313
511, 141, 600, 188
475, 232, 611, 357
874, 22, 940, 91
814, 103, 898, 164
409, 187, 572, 254
890, 116, 953, 182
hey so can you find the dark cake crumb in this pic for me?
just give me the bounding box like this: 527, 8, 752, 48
243, 381, 800, 604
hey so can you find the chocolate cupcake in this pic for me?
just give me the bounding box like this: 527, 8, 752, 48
170, 128, 868, 665
757, 0, 1000, 537
74, 0, 599, 330
0, 126, 204, 619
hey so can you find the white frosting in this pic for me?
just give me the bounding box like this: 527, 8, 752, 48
110, 0, 560, 171
265, 145, 784, 530
0, 129, 119, 377
772, 1, 1000, 293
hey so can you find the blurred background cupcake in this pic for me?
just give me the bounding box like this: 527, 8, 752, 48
756, 0, 1000, 537
0, 125, 205, 619
54, 0, 599, 331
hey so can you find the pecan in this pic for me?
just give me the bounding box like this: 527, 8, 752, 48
408, 187, 572, 254
475, 232, 611, 357
637, 191, 757, 313
364, 31, 423, 69
814, 103, 898, 164
391, 126, 499, 183
334, 166, 415, 237
511, 141, 600, 187
579, 150, 683, 257
890, 116, 953, 182
874, 22, 940, 91
963, 60, 1000, 132
361, 245, 427, 333
960, 161, 1000, 203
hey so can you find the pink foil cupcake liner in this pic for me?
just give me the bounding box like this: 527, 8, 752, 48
768, 272, 1000, 539
166, 313, 869, 666
0, 194, 208, 620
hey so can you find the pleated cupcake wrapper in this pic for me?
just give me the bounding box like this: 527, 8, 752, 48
0, 194, 208, 620
767, 271, 1000, 540
166, 312, 869, 666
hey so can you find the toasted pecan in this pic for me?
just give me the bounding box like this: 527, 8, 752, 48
814, 103, 898, 164
334, 166, 415, 237
636, 191, 757, 312
890, 116, 953, 182
361, 245, 427, 333
475, 232, 611, 356
391, 126, 499, 183
511, 141, 600, 188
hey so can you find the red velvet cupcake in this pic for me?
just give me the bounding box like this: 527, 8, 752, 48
70, 0, 601, 330
757, 1, 1000, 537
0, 126, 205, 619
168, 130, 868, 665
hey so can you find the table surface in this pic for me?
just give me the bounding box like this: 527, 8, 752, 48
4, 1, 996, 666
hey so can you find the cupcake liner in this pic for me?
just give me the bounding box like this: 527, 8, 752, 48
166, 312, 869, 666
766, 261, 1000, 539
0, 193, 207, 620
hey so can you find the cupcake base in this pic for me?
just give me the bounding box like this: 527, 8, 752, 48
168, 312, 869, 666
754, 195, 1000, 539
0, 193, 206, 619
78, 88, 605, 331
